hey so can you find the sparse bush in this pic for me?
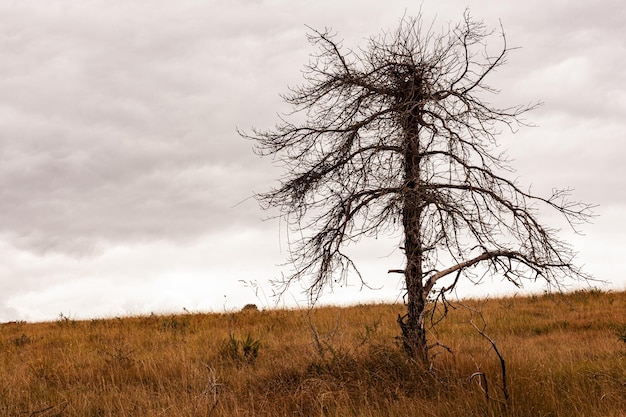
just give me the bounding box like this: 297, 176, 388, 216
219, 333, 260, 364
241, 333, 261, 361
56, 312, 75, 326
12, 334, 31, 347
219, 334, 240, 361
99, 339, 135, 367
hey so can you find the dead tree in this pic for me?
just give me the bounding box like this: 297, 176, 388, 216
241, 11, 593, 362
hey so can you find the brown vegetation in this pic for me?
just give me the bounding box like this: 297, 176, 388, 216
1, 289, 625, 416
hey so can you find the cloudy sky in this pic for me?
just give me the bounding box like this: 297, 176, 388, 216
0, 0, 624, 322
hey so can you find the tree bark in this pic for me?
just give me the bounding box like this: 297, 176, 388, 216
398, 71, 429, 362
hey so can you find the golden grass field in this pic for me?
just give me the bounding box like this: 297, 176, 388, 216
1, 289, 625, 416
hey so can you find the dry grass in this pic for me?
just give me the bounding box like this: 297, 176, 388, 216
1, 289, 625, 416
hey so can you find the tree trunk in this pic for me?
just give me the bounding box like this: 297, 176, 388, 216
399, 157, 428, 362
398, 72, 429, 362
399, 121, 429, 360
398, 243, 428, 363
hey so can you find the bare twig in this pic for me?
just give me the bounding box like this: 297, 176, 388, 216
469, 371, 490, 401
470, 314, 510, 408
27, 403, 67, 417
203, 365, 223, 417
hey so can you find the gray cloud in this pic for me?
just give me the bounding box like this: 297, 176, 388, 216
0, 1, 291, 254
0, 0, 624, 321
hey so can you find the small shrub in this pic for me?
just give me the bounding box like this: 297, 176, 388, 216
219, 334, 241, 361
219, 333, 260, 364
241, 333, 261, 362
57, 312, 76, 327
12, 334, 31, 347
99, 339, 135, 367
242, 304, 259, 312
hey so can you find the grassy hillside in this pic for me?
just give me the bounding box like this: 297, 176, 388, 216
1, 289, 625, 416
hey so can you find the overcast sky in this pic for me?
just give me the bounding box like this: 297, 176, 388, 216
0, 0, 624, 322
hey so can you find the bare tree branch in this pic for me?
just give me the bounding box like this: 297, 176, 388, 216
242, 10, 593, 361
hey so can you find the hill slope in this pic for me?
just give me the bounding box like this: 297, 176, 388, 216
1, 289, 625, 416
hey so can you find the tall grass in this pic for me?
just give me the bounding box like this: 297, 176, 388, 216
1, 289, 625, 416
